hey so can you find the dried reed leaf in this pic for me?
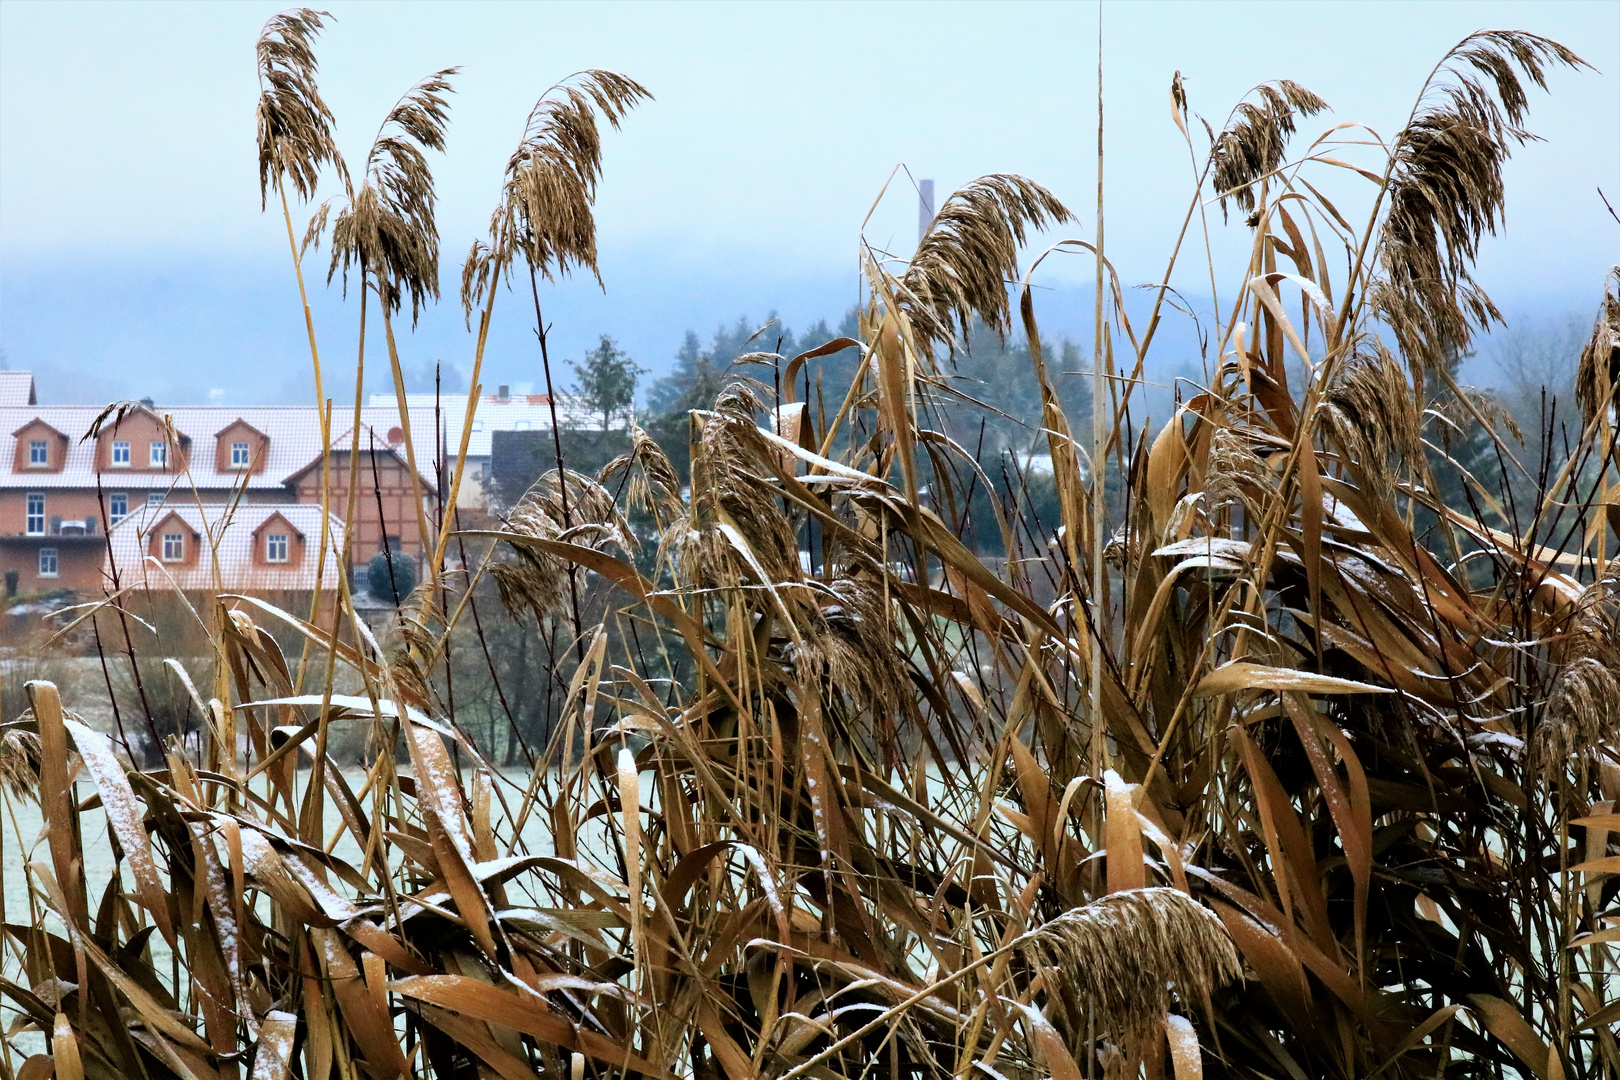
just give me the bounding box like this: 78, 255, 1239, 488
1165, 1014, 1203, 1080
1465, 994, 1552, 1080
1194, 662, 1393, 697
1104, 769, 1145, 894
52, 1013, 83, 1080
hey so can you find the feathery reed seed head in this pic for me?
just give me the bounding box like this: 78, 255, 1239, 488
1370, 32, 1585, 372
902, 175, 1072, 355
311, 68, 458, 326
1210, 81, 1328, 222
1321, 342, 1420, 495
462, 71, 650, 321
1024, 888, 1241, 1041
256, 8, 347, 208
0, 727, 43, 802
1575, 267, 1620, 425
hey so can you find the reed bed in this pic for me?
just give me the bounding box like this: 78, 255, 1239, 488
2, 13, 1618, 1080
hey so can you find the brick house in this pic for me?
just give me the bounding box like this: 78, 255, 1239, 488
104, 503, 346, 594
1, 394, 440, 597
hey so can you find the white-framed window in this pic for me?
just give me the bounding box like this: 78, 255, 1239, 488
38, 547, 58, 578
25, 493, 45, 535
231, 441, 251, 468
28, 440, 48, 466
108, 493, 128, 524
111, 440, 131, 466
149, 441, 168, 468
161, 532, 184, 562
514, 420, 531, 431
266, 533, 289, 563
147, 492, 165, 507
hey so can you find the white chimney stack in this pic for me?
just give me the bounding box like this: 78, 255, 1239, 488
918, 178, 935, 247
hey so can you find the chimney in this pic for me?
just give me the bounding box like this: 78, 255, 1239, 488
497, 384, 510, 402
918, 179, 935, 247
139, 397, 155, 409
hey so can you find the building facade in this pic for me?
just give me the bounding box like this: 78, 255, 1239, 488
369, 386, 632, 510
1, 394, 439, 596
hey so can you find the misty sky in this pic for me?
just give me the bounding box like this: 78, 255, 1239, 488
1, 0, 1616, 407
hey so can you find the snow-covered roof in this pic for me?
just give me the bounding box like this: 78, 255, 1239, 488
0, 405, 441, 491
368, 393, 632, 459
104, 502, 345, 593
0, 372, 36, 407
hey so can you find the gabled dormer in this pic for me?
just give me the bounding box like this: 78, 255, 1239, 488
145, 510, 201, 568
214, 418, 270, 475
251, 510, 305, 568
11, 418, 68, 473
95, 403, 189, 473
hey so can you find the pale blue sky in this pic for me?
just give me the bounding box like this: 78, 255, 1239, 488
1, 1, 1615, 405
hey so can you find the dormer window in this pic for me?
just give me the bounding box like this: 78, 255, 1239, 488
28, 440, 47, 466
150, 441, 168, 468
266, 533, 289, 562
231, 442, 251, 468
112, 440, 131, 466
161, 532, 184, 561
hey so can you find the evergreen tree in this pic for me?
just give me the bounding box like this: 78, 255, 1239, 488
571, 335, 644, 431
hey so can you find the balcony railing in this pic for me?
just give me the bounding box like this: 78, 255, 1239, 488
9, 517, 100, 538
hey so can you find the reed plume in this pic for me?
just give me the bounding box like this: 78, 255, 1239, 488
310, 68, 457, 324
255, 8, 347, 208
461, 70, 652, 315
1575, 266, 1620, 425
1209, 80, 1328, 221
0, 726, 42, 802
1370, 31, 1586, 372
1319, 340, 1420, 495
901, 174, 1072, 353
1024, 889, 1242, 1042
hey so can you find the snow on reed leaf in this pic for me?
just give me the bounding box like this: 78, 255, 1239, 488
14, 25, 1620, 1080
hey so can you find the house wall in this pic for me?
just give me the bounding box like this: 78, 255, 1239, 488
0, 489, 110, 535
213, 421, 270, 475
93, 411, 189, 473
250, 514, 309, 571
0, 537, 104, 593
10, 420, 67, 473
295, 451, 434, 567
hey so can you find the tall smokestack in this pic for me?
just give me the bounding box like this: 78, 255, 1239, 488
918, 178, 935, 248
